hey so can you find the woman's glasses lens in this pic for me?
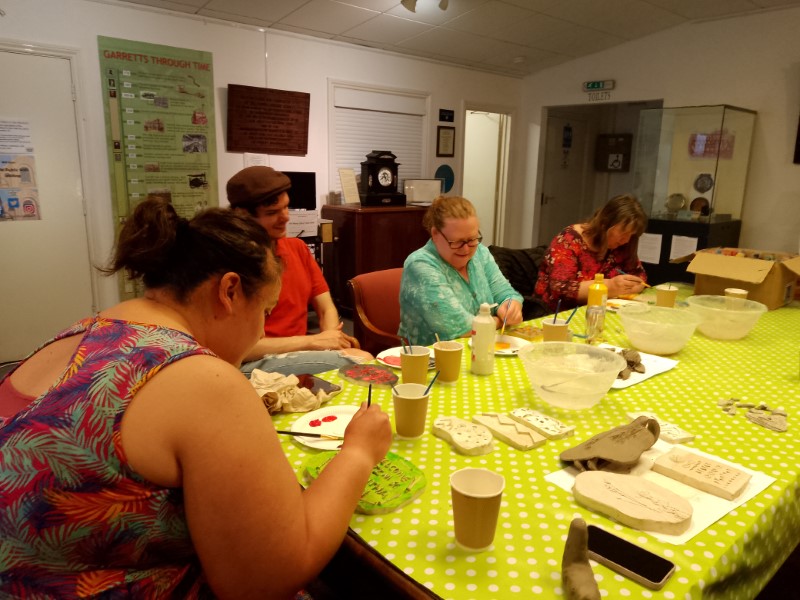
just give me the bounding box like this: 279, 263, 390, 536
448, 236, 482, 249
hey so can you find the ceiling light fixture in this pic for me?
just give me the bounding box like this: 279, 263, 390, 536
402, 0, 448, 12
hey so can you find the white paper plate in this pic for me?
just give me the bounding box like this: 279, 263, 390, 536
469, 334, 531, 356
600, 344, 679, 389
606, 298, 642, 312
376, 346, 435, 370
289, 404, 358, 450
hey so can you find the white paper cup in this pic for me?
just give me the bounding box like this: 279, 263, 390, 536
542, 318, 571, 342
655, 284, 678, 308
450, 468, 505, 551
725, 287, 748, 309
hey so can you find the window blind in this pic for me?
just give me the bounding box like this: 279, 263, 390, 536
330, 85, 426, 193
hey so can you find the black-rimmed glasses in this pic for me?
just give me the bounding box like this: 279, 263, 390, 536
440, 231, 483, 249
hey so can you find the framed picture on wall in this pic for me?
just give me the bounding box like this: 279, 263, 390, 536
436, 126, 455, 157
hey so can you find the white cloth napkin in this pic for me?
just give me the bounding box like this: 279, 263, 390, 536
249, 369, 339, 414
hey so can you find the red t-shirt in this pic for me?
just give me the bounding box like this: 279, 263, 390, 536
265, 237, 329, 337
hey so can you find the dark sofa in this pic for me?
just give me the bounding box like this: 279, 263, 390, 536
488, 244, 549, 320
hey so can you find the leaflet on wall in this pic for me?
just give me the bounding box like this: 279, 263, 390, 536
97, 36, 218, 226
638, 232, 662, 264
0, 119, 40, 222
669, 235, 698, 260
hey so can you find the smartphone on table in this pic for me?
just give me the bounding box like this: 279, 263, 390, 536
587, 525, 676, 590
295, 374, 341, 396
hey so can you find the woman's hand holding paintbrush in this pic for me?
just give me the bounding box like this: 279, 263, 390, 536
611, 270, 650, 296
496, 298, 523, 331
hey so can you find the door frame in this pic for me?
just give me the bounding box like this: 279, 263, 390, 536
0, 39, 98, 311
461, 101, 513, 245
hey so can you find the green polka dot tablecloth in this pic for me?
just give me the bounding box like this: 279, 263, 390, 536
271, 294, 800, 600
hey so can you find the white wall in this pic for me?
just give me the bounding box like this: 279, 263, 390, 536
513, 7, 800, 253
6, 0, 800, 311
2, 0, 520, 310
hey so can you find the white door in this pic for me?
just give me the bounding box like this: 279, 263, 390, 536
538, 115, 589, 245
0, 48, 94, 362
463, 109, 511, 246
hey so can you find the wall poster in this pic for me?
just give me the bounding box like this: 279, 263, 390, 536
97, 36, 217, 226
0, 119, 40, 221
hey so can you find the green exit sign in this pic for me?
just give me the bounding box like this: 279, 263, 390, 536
582, 79, 615, 92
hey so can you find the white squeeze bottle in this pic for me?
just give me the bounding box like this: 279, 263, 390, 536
471, 302, 496, 375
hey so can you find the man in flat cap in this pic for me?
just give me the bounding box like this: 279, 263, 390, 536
227, 166, 370, 374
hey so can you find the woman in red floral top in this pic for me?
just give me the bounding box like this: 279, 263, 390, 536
535, 194, 649, 313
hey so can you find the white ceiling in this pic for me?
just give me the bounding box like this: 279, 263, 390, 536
113, 0, 800, 78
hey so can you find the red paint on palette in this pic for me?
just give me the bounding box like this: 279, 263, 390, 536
383, 355, 402, 366
309, 419, 322, 427
322, 415, 337, 422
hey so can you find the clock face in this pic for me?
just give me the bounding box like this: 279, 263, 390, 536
378, 167, 393, 187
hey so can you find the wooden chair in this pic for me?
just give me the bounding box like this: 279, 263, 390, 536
348, 268, 403, 356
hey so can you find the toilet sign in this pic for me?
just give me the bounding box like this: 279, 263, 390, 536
608, 154, 624, 170
582, 80, 615, 92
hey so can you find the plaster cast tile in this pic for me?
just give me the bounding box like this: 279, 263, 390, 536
432, 416, 493, 455
473, 413, 547, 450
573, 470, 693, 535
510, 407, 575, 439
652, 448, 751, 500
627, 411, 695, 444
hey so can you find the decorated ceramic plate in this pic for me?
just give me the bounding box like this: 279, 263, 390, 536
290, 404, 358, 450
304, 451, 426, 514
469, 334, 531, 355
376, 346, 435, 370
693, 172, 714, 193
690, 196, 710, 215
600, 344, 679, 389
338, 363, 398, 387
665, 193, 687, 212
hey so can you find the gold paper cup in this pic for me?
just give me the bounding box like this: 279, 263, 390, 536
392, 383, 430, 440
450, 467, 505, 551
433, 340, 463, 384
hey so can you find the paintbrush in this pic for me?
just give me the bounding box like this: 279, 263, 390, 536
424, 371, 440, 395
276, 430, 344, 441
367, 383, 372, 407
500, 297, 512, 336
565, 306, 579, 324
619, 270, 651, 288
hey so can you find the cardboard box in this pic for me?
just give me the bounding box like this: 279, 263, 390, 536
685, 248, 800, 310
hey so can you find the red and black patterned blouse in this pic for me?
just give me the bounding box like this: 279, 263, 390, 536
535, 225, 647, 313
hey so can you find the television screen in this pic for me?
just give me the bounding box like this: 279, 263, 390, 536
284, 171, 317, 210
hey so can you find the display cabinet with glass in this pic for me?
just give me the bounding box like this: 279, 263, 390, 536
630, 105, 756, 284
633, 105, 756, 223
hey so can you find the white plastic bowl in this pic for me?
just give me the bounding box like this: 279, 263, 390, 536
686, 295, 767, 340
517, 342, 626, 410
618, 303, 702, 355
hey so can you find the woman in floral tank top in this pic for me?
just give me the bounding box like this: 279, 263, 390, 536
0, 199, 392, 598
535, 194, 649, 313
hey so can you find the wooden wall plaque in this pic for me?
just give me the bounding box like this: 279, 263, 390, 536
226, 84, 309, 156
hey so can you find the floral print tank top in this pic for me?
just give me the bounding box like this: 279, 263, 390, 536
0, 317, 216, 598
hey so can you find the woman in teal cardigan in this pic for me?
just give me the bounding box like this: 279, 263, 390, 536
399, 196, 523, 346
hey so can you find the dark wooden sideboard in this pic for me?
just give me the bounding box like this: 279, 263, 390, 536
643, 218, 741, 285
321, 204, 430, 313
